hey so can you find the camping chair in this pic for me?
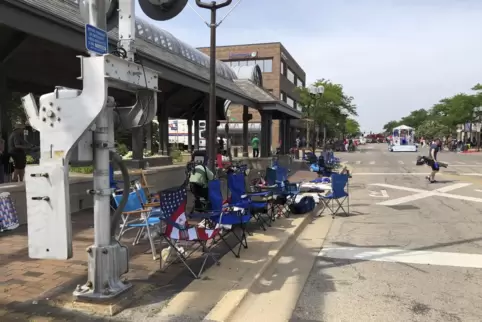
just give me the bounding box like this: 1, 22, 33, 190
113, 190, 163, 260
228, 172, 273, 231
320, 173, 350, 218
273, 166, 301, 217
205, 179, 251, 257
159, 185, 222, 279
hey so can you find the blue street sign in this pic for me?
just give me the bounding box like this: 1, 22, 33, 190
85, 24, 108, 55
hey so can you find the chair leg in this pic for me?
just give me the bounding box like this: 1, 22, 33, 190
133, 227, 145, 245
145, 224, 158, 260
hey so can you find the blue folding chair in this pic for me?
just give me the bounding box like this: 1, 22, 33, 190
320, 173, 350, 218
228, 172, 272, 231
113, 190, 163, 259
205, 179, 252, 258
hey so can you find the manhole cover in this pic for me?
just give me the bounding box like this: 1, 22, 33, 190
388, 205, 419, 210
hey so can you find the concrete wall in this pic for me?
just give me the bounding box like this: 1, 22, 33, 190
1, 157, 306, 225
0, 165, 187, 225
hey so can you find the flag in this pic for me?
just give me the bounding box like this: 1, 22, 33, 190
161, 186, 219, 241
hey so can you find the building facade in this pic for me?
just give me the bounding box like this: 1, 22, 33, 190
198, 42, 306, 150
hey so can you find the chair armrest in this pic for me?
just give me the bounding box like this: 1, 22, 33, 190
144, 202, 160, 207
122, 209, 151, 215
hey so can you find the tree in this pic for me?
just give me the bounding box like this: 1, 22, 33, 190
345, 118, 360, 137
297, 79, 357, 150
416, 120, 450, 139
383, 120, 400, 133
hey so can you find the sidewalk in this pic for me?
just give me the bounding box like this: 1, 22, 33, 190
0, 170, 318, 320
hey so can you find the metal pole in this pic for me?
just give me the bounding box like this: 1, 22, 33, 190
88, 0, 110, 248
196, 0, 232, 170
208, 7, 217, 170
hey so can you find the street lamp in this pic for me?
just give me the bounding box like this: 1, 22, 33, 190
473, 106, 482, 151
195, 0, 233, 171
307, 85, 324, 150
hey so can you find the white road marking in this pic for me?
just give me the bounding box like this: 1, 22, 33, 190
354, 173, 429, 175
398, 161, 404, 165
319, 247, 482, 269
475, 190, 482, 193
461, 173, 482, 176
370, 182, 479, 205
449, 165, 480, 167
455, 161, 466, 165
369, 161, 375, 165
368, 190, 389, 198
356, 161, 361, 165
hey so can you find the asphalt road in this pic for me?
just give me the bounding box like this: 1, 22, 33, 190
291, 144, 482, 322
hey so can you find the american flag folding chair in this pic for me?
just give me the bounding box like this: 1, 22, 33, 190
159, 185, 222, 279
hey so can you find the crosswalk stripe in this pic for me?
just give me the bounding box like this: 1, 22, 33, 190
398, 161, 404, 165
369, 161, 375, 165
456, 162, 466, 165
356, 161, 361, 164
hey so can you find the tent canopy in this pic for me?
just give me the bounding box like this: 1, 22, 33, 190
393, 125, 413, 130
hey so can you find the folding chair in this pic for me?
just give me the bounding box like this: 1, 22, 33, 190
320, 173, 350, 218
159, 185, 222, 279
113, 190, 162, 259
206, 179, 251, 258
227, 172, 272, 231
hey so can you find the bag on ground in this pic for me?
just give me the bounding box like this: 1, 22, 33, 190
289, 196, 316, 214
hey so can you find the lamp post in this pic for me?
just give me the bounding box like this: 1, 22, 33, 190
307, 85, 324, 151
473, 106, 482, 151
195, 0, 232, 171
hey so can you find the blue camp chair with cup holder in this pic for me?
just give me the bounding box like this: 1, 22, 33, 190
227, 171, 273, 231
320, 173, 350, 218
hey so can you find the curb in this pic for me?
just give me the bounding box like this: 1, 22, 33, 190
203, 208, 321, 322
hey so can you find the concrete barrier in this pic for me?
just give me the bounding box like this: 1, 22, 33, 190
0, 165, 187, 225
0, 156, 306, 225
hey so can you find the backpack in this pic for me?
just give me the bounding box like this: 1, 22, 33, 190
289, 196, 316, 214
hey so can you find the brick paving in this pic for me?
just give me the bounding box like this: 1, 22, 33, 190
0, 170, 316, 320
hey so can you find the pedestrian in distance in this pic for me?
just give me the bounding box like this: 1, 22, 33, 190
251, 134, 260, 158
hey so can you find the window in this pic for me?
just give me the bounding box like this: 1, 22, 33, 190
263, 59, 273, 72
286, 96, 294, 108
281, 60, 285, 75
223, 59, 273, 73
287, 69, 295, 83
297, 78, 304, 87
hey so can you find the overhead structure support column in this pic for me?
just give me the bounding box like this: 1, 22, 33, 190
242, 105, 249, 157
260, 111, 272, 158
194, 120, 200, 150
158, 105, 169, 156
131, 127, 144, 166
187, 113, 193, 152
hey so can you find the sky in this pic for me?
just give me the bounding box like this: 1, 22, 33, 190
135, 0, 482, 132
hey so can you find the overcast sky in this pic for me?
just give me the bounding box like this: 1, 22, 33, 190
136, 0, 482, 132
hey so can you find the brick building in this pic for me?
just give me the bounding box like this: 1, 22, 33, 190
198, 42, 306, 149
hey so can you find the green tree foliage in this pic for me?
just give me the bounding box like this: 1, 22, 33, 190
416, 120, 450, 139
345, 118, 361, 136
297, 79, 357, 146
384, 83, 482, 139
383, 120, 401, 133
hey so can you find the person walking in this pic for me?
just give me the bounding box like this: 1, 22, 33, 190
251, 134, 260, 157
426, 138, 441, 183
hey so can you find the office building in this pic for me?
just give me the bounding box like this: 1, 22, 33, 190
198, 42, 306, 149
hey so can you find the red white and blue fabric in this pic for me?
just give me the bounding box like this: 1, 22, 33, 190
161, 186, 219, 241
